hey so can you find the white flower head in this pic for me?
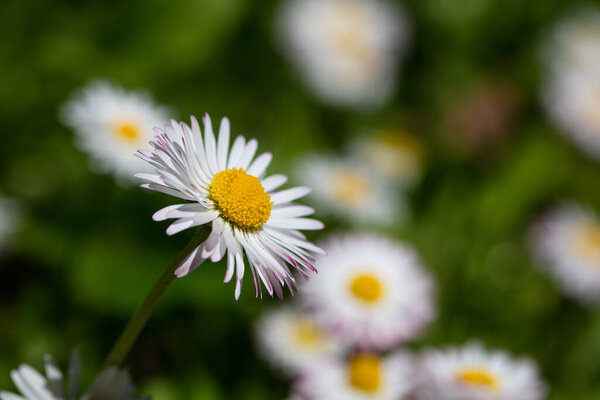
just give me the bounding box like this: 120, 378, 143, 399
416, 342, 546, 400
277, 0, 409, 109
541, 9, 600, 160
61, 80, 171, 183
348, 131, 424, 186
294, 155, 405, 226
136, 114, 325, 299
254, 306, 344, 376
0, 196, 20, 250
300, 233, 435, 350
296, 352, 415, 400
0, 350, 148, 400
530, 202, 600, 303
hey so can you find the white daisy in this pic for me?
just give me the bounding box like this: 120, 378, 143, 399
294, 155, 404, 226
0, 196, 20, 249
530, 202, 600, 303
300, 233, 435, 350
61, 80, 171, 183
542, 10, 600, 160
296, 352, 415, 400
348, 131, 424, 187
416, 342, 546, 400
254, 306, 344, 376
277, 0, 409, 109
136, 114, 325, 299
0, 351, 148, 400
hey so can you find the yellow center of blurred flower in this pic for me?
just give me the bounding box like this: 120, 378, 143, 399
209, 168, 272, 230
348, 354, 382, 393
332, 169, 372, 207
294, 317, 325, 350
577, 223, 600, 260
350, 273, 383, 303
113, 121, 141, 142
456, 368, 498, 390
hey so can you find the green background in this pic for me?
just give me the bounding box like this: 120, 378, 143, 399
1, 0, 600, 398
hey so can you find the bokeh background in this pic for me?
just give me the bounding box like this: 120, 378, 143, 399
1, 0, 600, 398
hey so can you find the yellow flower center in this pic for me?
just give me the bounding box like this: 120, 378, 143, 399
456, 368, 499, 391
576, 222, 600, 260
348, 354, 382, 393
112, 121, 141, 143
209, 168, 272, 230
350, 273, 383, 303
294, 317, 325, 350
332, 169, 372, 207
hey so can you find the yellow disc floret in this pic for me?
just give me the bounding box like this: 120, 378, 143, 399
294, 317, 325, 350
348, 354, 382, 393
209, 168, 273, 230
350, 273, 383, 303
457, 368, 499, 391
577, 222, 600, 260
112, 121, 141, 142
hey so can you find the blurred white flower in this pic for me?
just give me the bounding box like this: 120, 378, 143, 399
277, 0, 409, 109
297, 352, 415, 400
530, 202, 600, 303
416, 342, 546, 400
542, 10, 600, 160
254, 307, 344, 376
294, 155, 404, 226
300, 233, 435, 350
61, 80, 171, 183
348, 131, 423, 186
0, 351, 148, 400
0, 196, 20, 249
137, 114, 324, 299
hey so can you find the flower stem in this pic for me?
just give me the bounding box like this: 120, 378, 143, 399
104, 227, 209, 367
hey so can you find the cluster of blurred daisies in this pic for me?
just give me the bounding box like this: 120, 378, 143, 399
253, 237, 547, 398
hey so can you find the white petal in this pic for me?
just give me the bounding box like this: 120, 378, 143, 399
266, 218, 324, 230
174, 246, 206, 277
238, 139, 258, 169
217, 117, 230, 171
247, 152, 272, 177
271, 205, 315, 218
227, 136, 246, 169
0, 392, 26, 400
203, 114, 219, 175
262, 174, 287, 192
270, 187, 311, 205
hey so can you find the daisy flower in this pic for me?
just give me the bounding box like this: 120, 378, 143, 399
416, 342, 546, 400
277, 0, 409, 109
136, 114, 324, 299
294, 155, 404, 226
530, 202, 600, 303
300, 233, 435, 350
61, 80, 171, 183
255, 306, 344, 376
0, 196, 20, 249
348, 131, 424, 187
542, 10, 600, 160
296, 352, 415, 400
0, 350, 148, 400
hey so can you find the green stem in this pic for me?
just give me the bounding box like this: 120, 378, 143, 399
105, 227, 210, 367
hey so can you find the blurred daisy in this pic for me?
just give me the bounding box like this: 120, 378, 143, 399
297, 352, 415, 400
295, 155, 404, 226
416, 342, 546, 400
530, 203, 600, 303
0, 196, 20, 249
277, 0, 409, 109
349, 131, 424, 186
255, 306, 344, 376
301, 234, 435, 350
544, 9, 600, 74
0, 350, 148, 400
542, 10, 600, 160
137, 114, 324, 299
61, 80, 171, 183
